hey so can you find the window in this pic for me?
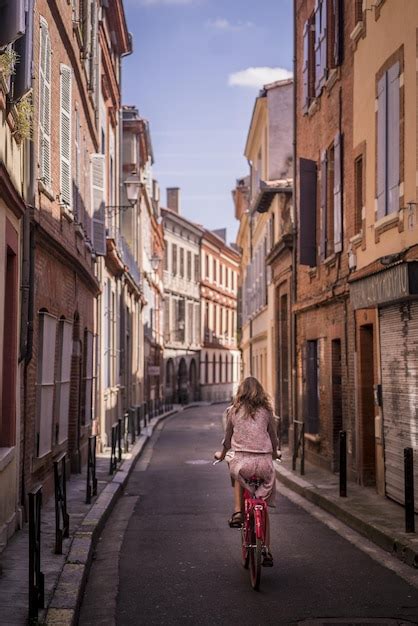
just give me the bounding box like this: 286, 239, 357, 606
54, 318, 73, 445
304, 340, 319, 434
39, 17, 52, 189
213, 258, 217, 283
314, 0, 327, 95
205, 253, 209, 279
320, 135, 343, 260
354, 0, 363, 24
60, 64, 72, 211
212, 355, 216, 384
164, 240, 168, 271
172, 244, 177, 275
194, 254, 200, 283
91, 153, 106, 255
231, 272, 235, 291
219, 355, 223, 383
179, 247, 184, 277
219, 264, 223, 286
187, 250, 192, 281
205, 353, 209, 383
354, 155, 364, 233
377, 61, 400, 218
36, 311, 57, 457
225, 267, 229, 289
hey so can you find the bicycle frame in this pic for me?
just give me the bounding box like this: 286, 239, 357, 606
241, 483, 268, 590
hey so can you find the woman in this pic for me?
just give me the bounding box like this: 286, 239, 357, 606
215, 376, 278, 566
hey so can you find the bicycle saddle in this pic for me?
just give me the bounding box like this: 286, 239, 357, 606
247, 475, 263, 488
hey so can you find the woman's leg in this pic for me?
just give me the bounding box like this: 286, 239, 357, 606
233, 479, 244, 513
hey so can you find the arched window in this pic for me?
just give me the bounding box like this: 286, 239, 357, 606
231, 355, 234, 382
205, 353, 209, 383
225, 356, 229, 383
212, 354, 216, 384
219, 354, 223, 383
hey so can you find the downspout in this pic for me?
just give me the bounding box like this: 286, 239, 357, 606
291, 0, 298, 444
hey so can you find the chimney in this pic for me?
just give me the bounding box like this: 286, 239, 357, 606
166, 187, 180, 213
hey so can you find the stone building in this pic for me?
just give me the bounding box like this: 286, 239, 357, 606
0, 0, 32, 548
22, 0, 101, 499
200, 228, 241, 402
161, 190, 201, 403
295, 0, 354, 472
122, 107, 164, 409
96, 1, 134, 450
235, 79, 293, 427
348, 0, 418, 504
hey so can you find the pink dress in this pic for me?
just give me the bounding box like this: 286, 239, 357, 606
222, 406, 278, 505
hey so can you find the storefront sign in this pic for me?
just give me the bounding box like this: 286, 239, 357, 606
350, 262, 418, 310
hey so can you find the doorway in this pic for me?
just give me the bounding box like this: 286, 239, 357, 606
359, 324, 376, 486
331, 339, 343, 472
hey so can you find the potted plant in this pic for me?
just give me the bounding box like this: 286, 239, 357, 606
13, 94, 34, 142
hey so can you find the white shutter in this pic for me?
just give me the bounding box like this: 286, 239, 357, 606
57, 320, 73, 444
91, 153, 106, 255
60, 64, 72, 212
84, 330, 94, 422
39, 17, 51, 189
74, 108, 81, 222
37, 312, 57, 457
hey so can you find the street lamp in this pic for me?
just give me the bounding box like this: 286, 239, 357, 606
124, 172, 141, 208
151, 253, 161, 272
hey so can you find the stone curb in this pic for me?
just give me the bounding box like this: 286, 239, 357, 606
275, 462, 418, 570
44, 408, 178, 626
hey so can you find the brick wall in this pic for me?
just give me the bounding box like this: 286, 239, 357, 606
295, 0, 356, 471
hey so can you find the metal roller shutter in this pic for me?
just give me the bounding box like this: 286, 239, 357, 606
380, 302, 418, 509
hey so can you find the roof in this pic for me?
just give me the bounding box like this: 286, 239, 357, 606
251, 179, 293, 214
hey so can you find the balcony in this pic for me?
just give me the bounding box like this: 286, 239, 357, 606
163, 270, 199, 299
106, 225, 142, 290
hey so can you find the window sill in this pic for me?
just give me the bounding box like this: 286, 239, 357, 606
61, 205, 74, 223
325, 67, 340, 94
308, 97, 320, 118
324, 253, 337, 268
350, 232, 363, 249
374, 212, 400, 236
0, 447, 15, 473
350, 22, 365, 46
38, 179, 54, 202
304, 433, 321, 444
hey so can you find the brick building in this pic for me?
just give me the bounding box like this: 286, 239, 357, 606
295, 0, 355, 472
200, 228, 240, 402
22, 0, 101, 500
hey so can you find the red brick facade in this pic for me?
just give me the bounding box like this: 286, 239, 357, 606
295, 0, 356, 475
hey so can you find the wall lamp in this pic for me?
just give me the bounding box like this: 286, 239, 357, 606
106, 172, 142, 213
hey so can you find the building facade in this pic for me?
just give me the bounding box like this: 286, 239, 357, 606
236, 79, 293, 429
200, 229, 241, 402
162, 191, 201, 403
349, 0, 418, 503
295, 0, 355, 472
0, 1, 32, 548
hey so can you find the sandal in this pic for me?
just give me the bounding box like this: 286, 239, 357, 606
262, 549, 274, 567
228, 511, 243, 528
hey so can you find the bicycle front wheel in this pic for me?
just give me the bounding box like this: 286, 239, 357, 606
249, 535, 262, 590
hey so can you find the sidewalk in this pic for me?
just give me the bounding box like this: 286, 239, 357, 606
275, 448, 418, 569
0, 406, 180, 626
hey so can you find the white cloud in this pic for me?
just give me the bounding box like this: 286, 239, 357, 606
228, 66, 293, 89
208, 18, 254, 32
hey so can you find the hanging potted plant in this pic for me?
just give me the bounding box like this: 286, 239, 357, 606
13, 94, 34, 142
0, 46, 18, 92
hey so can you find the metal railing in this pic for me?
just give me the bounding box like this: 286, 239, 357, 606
86, 435, 98, 505
54, 453, 70, 554
292, 419, 305, 475
128, 408, 136, 445
29, 485, 44, 623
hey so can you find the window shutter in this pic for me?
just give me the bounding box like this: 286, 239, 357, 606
319, 150, 327, 261
91, 153, 106, 255
37, 312, 57, 457
0, 0, 25, 47
74, 108, 81, 222
60, 65, 72, 211
334, 132, 343, 252
119, 293, 125, 376
299, 158, 317, 267
39, 17, 52, 189
387, 62, 400, 215
333, 0, 343, 67
13, 0, 34, 101
314, 0, 321, 95
320, 0, 328, 84
56, 320, 73, 444
376, 73, 387, 219
302, 21, 309, 111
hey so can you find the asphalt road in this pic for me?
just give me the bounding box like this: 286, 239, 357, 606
79, 404, 418, 626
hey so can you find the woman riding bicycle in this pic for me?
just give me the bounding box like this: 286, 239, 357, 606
215, 376, 278, 567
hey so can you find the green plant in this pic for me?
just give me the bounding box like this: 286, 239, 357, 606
0, 47, 19, 80
14, 95, 34, 141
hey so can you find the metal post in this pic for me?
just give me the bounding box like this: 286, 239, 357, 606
292, 421, 297, 471
29, 486, 44, 623
54, 453, 69, 554
339, 430, 347, 497
117, 417, 122, 461
404, 447, 415, 533
300, 423, 305, 476
86, 436, 98, 504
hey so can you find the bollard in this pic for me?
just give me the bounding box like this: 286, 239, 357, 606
339, 430, 347, 497
404, 447, 415, 533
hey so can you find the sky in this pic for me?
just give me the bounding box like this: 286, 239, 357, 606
122, 0, 293, 243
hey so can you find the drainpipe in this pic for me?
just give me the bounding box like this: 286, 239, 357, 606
291, 0, 298, 448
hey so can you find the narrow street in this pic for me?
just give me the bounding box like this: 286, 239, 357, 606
79, 405, 418, 626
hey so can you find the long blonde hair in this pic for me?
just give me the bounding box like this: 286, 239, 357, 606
232, 376, 273, 419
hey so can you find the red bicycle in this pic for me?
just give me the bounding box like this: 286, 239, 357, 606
241, 476, 268, 590
214, 459, 269, 591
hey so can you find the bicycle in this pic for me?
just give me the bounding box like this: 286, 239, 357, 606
213, 459, 269, 591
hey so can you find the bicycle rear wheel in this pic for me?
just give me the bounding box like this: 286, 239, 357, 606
249, 534, 262, 590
